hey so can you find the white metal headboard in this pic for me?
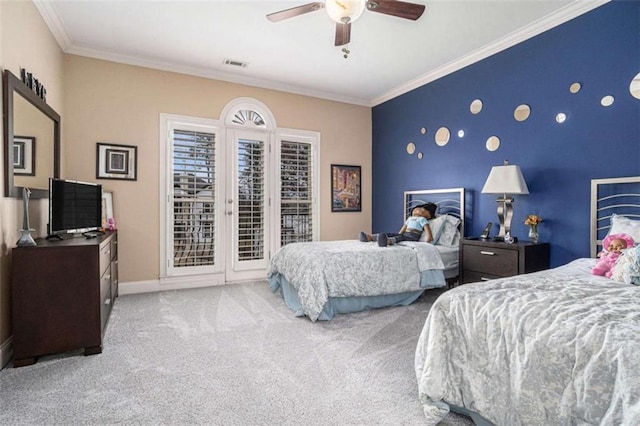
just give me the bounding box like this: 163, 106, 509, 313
404, 188, 465, 237
590, 176, 640, 257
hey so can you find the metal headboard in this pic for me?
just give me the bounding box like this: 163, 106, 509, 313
404, 188, 465, 238
590, 176, 640, 257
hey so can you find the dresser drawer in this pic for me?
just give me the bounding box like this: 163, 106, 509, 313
462, 244, 518, 277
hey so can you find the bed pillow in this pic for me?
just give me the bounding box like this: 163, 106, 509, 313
420, 215, 446, 243
420, 215, 460, 245
608, 214, 640, 245
437, 215, 461, 246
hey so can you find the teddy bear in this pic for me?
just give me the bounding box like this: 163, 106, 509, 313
591, 233, 635, 278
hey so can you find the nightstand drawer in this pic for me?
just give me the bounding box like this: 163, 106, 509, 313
463, 270, 503, 283
462, 244, 518, 276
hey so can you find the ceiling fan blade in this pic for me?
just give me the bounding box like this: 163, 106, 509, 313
366, 0, 425, 20
335, 22, 351, 46
267, 2, 324, 22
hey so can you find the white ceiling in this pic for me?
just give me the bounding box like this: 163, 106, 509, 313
35, 0, 607, 106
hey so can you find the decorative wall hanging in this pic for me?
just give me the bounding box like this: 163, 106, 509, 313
569, 82, 582, 93
406, 142, 416, 155
630, 72, 640, 99
556, 113, 567, 123
420, 127, 427, 135
435, 127, 450, 146
600, 95, 614, 107
13, 136, 35, 176
514, 104, 531, 122
331, 164, 361, 212
486, 136, 500, 151
470, 99, 483, 114
96, 142, 138, 181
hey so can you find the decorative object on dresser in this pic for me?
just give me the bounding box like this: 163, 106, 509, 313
460, 238, 549, 284
11, 231, 118, 367
96, 142, 138, 181
16, 187, 36, 247
481, 160, 529, 241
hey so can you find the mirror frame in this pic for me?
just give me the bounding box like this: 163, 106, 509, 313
3, 70, 60, 198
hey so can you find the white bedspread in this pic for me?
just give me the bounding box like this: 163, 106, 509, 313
415, 258, 640, 425
268, 240, 445, 321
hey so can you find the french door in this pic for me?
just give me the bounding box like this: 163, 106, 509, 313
160, 103, 319, 288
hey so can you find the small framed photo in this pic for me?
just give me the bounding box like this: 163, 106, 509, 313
13, 136, 36, 176
331, 164, 361, 212
96, 142, 137, 181
101, 191, 114, 227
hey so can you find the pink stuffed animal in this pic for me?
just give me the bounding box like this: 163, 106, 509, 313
592, 233, 635, 278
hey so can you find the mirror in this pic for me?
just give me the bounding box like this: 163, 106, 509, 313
514, 104, 531, 122
434, 127, 450, 146
470, 99, 483, 114
630, 72, 640, 99
406, 142, 416, 155
3, 70, 60, 198
486, 136, 500, 152
600, 95, 614, 107
569, 82, 582, 94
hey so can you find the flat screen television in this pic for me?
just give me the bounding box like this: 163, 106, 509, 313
48, 178, 102, 236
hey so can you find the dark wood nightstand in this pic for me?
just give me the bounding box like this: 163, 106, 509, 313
460, 238, 550, 284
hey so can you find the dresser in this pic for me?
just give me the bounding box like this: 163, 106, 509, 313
11, 231, 118, 367
460, 238, 549, 284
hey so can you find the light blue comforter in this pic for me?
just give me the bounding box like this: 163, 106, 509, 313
267, 240, 445, 321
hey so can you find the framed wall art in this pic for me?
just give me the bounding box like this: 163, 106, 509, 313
13, 136, 35, 176
96, 142, 137, 181
331, 164, 361, 212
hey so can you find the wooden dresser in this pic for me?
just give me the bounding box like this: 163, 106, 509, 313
460, 238, 549, 284
11, 231, 118, 367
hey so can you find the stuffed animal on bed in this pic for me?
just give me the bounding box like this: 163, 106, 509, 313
592, 233, 635, 278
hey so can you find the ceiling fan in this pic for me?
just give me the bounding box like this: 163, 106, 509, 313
267, 0, 426, 47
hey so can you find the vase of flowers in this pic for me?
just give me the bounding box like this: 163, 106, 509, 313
525, 214, 542, 243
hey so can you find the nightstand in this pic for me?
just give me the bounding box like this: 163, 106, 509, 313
460, 238, 550, 284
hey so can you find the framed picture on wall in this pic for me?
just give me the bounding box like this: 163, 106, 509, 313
331, 164, 361, 212
96, 142, 137, 180
13, 136, 35, 176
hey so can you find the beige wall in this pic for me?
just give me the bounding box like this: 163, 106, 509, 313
0, 1, 64, 354
63, 56, 372, 283
0, 2, 371, 355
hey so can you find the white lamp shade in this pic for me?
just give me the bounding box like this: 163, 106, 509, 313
325, 0, 366, 24
481, 164, 529, 195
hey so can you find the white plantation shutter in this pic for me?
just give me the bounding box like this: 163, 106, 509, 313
280, 140, 313, 245
236, 137, 265, 261
172, 130, 216, 268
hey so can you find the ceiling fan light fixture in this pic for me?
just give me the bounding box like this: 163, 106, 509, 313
325, 0, 366, 24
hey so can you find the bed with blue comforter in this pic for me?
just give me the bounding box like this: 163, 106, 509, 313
268, 239, 447, 321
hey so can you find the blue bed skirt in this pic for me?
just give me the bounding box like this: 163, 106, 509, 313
268, 273, 435, 320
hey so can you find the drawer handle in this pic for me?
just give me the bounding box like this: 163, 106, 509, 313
480, 251, 495, 256
480, 277, 491, 281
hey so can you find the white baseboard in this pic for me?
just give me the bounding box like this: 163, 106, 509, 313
119, 273, 227, 295
1, 336, 13, 369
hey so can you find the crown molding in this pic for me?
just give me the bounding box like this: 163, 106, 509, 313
33, 0, 71, 51
371, 0, 610, 106
34, 0, 609, 108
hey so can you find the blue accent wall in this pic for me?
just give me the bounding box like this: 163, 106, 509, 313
372, 1, 640, 267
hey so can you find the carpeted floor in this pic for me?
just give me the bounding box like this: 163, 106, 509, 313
0, 281, 474, 425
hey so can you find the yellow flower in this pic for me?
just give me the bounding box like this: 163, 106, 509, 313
524, 214, 542, 226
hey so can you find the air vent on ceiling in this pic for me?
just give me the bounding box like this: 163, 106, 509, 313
223, 59, 249, 68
